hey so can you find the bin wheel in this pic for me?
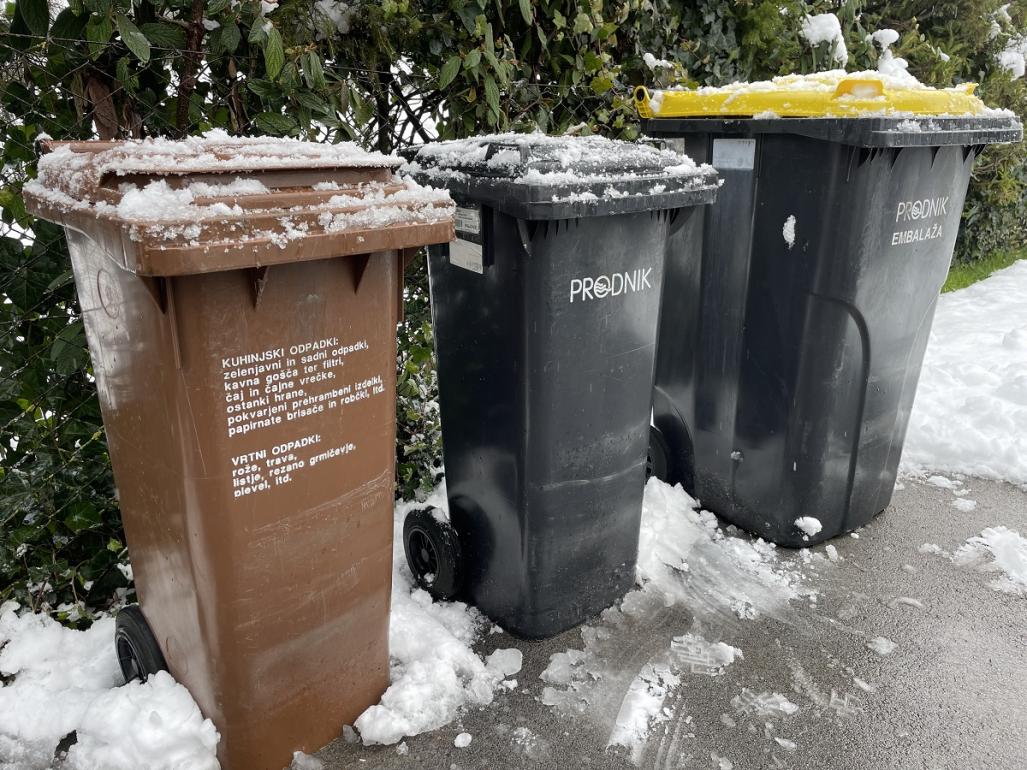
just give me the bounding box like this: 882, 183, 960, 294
646, 425, 672, 483
403, 507, 463, 601
115, 605, 168, 683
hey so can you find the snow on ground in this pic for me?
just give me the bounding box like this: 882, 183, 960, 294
0, 486, 521, 766
903, 261, 1027, 485
0, 604, 218, 770
540, 479, 817, 763
352, 483, 521, 745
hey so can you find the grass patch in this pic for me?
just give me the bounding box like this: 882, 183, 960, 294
943, 248, 1027, 293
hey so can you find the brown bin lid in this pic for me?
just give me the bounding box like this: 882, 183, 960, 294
23, 132, 455, 276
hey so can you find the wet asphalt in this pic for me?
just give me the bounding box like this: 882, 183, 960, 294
317, 477, 1027, 770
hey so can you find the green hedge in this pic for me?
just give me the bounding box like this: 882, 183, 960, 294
1, 0, 1025, 619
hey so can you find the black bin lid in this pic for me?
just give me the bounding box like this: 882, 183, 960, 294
403, 133, 719, 220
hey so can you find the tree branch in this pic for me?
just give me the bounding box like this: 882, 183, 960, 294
175, 0, 205, 134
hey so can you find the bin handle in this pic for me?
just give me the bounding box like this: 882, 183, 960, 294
484, 142, 531, 163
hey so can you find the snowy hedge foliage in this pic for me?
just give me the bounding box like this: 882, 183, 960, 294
2, 0, 1026, 619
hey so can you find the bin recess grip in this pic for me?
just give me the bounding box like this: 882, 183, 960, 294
484, 142, 532, 163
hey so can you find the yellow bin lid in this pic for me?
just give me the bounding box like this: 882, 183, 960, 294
635, 73, 987, 119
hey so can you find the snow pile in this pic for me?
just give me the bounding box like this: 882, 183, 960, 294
0, 602, 218, 770
951, 527, 1027, 596
63, 673, 219, 770
635, 479, 807, 621
800, 13, 848, 65
353, 486, 522, 746
902, 260, 1027, 485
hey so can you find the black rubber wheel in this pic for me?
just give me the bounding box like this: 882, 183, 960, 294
115, 605, 168, 683
646, 424, 672, 483
403, 506, 463, 601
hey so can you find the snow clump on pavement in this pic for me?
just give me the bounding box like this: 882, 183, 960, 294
902, 261, 1027, 485
867, 636, 897, 656
291, 750, 324, 769
951, 526, 1027, 596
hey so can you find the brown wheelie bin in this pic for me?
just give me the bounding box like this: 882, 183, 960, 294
23, 135, 454, 770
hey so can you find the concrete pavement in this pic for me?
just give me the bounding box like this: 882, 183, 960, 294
318, 477, 1027, 770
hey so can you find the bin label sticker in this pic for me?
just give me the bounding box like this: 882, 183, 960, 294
454, 205, 481, 236
220, 336, 387, 499
712, 138, 756, 170
450, 238, 484, 274
890, 195, 949, 246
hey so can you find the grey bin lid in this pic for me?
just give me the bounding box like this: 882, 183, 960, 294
641, 114, 1023, 148
402, 133, 719, 221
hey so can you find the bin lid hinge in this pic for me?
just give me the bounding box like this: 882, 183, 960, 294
140, 276, 169, 314
516, 219, 533, 257
350, 253, 371, 293
250, 266, 270, 308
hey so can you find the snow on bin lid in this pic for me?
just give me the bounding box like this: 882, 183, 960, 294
402, 133, 718, 220
636, 71, 997, 119
23, 132, 454, 277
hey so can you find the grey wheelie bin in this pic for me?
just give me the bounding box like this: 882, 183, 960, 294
636, 75, 1022, 546
401, 134, 719, 637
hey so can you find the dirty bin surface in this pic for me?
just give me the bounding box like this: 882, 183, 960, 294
637, 73, 1022, 547
23, 134, 455, 770
405, 134, 718, 639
